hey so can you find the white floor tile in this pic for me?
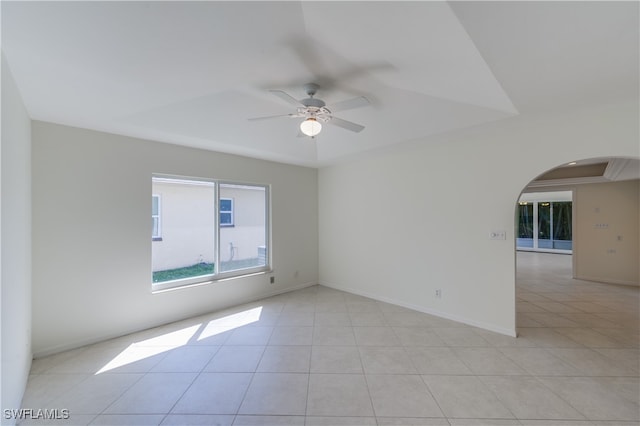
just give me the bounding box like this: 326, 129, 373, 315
171, 373, 252, 415
268, 327, 313, 346
305, 416, 376, 425
89, 414, 165, 425
538, 377, 640, 421
314, 312, 351, 326
150, 346, 219, 373
453, 347, 527, 375
405, 347, 472, 375
160, 414, 234, 425
256, 345, 311, 373
392, 327, 445, 347
306, 374, 374, 417
21, 374, 90, 408
20, 253, 639, 425
225, 326, 274, 346
479, 376, 586, 420
203, 346, 265, 372
238, 373, 308, 415
232, 415, 305, 425
423, 375, 514, 419
353, 327, 401, 346
310, 345, 363, 374
48, 373, 142, 415
359, 346, 416, 374
104, 373, 197, 414
366, 374, 442, 418
312, 326, 356, 346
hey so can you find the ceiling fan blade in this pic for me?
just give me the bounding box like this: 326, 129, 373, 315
328, 116, 365, 133
328, 96, 370, 113
269, 90, 304, 107
285, 36, 336, 90
248, 113, 300, 121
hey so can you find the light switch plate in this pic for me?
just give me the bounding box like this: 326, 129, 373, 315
490, 230, 506, 240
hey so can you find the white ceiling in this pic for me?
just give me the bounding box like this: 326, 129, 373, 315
2, 1, 638, 167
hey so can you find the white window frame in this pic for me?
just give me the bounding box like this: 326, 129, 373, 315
151, 175, 271, 292
152, 194, 162, 240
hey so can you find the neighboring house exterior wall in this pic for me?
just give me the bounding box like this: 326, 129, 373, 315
220, 185, 266, 264
152, 181, 265, 272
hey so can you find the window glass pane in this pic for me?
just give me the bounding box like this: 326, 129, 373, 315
220, 199, 232, 212
152, 196, 159, 215
152, 178, 216, 283
220, 198, 234, 226
538, 202, 552, 248
152, 195, 160, 238
220, 212, 232, 225
152, 217, 159, 237
517, 203, 534, 249
552, 202, 572, 240
219, 183, 267, 273
552, 201, 572, 250
518, 204, 533, 238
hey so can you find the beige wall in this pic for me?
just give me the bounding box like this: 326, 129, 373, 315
574, 179, 640, 286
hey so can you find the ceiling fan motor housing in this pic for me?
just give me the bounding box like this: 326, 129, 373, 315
298, 106, 332, 122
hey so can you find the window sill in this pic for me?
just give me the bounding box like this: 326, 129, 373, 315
151, 267, 272, 294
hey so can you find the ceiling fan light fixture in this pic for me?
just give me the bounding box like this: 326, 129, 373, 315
300, 118, 322, 137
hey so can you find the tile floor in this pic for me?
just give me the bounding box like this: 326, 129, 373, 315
19, 252, 639, 425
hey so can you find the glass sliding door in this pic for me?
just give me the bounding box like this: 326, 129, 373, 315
517, 192, 572, 253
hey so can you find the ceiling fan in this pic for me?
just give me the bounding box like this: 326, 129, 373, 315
249, 83, 370, 137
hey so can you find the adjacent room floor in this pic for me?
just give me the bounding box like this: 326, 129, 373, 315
19, 252, 639, 425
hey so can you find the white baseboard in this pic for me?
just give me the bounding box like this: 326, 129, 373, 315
574, 274, 639, 287
319, 281, 517, 338
33, 281, 318, 358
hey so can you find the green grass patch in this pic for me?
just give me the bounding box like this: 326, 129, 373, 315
153, 262, 215, 283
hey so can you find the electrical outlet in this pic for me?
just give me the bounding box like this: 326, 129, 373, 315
435, 289, 442, 299
270, 276, 275, 284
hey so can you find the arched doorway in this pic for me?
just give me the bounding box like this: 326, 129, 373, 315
514, 156, 639, 333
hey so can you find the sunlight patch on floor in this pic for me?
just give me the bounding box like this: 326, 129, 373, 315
95, 307, 263, 374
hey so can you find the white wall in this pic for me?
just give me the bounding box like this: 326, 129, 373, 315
32, 122, 318, 356
574, 179, 639, 286
1, 53, 32, 423
319, 101, 639, 337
